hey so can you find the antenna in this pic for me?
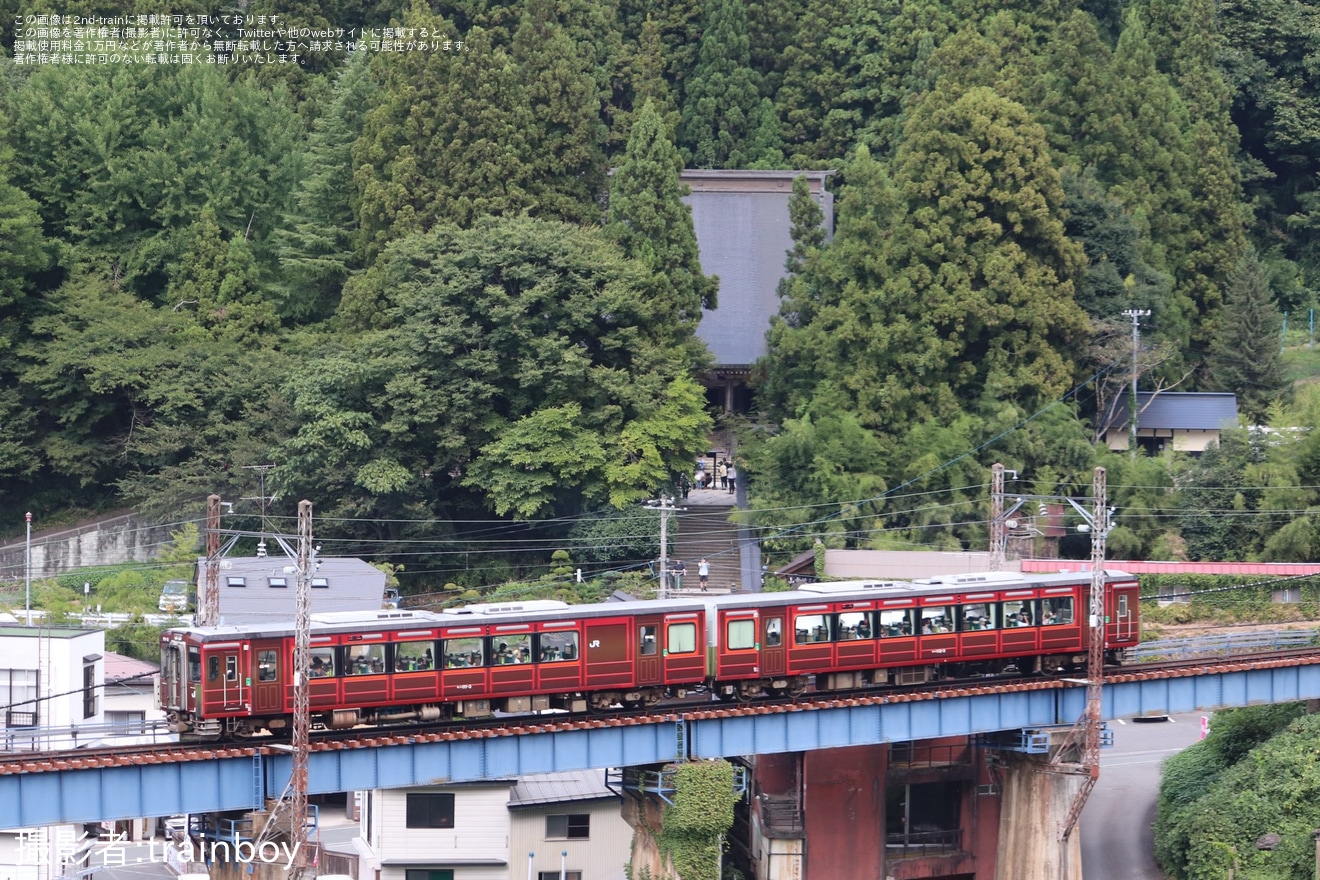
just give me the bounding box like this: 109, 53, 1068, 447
241, 464, 277, 536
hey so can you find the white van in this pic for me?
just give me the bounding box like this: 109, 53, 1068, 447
158, 580, 196, 613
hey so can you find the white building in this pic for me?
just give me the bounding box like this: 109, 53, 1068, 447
355, 771, 632, 880
0, 626, 106, 880
0, 625, 104, 750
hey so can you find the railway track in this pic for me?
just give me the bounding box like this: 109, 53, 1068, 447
4, 647, 1319, 777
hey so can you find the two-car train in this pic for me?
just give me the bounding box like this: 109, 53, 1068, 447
156, 570, 1141, 740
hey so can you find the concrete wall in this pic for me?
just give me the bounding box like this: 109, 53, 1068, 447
0, 514, 173, 583
822, 550, 1021, 580
993, 754, 1082, 880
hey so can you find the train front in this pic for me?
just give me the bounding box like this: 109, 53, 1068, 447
156, 628, 204, 736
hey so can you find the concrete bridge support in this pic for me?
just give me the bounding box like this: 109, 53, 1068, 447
993, 754, 1083, 880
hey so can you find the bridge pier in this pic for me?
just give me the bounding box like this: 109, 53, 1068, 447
739, 737, 1087, 880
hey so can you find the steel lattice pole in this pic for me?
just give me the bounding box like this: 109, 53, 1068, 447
989, 463, 1005, 571
291, 499, 312, 871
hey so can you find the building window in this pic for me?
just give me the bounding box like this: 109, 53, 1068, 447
226, 576, 246, 588
311, 577, 329, 588
405, 871, 453, 880
538, 873, 582, 880
0, 669, 39, 726
405, 793, 455, 829
546, 813, 590, 840
106, 710, 145, 730
82, 663, 98, 719
268, 577, 288, 588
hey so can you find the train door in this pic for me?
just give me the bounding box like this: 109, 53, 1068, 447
203, 642, 246, 713
636, 616, 663, 686
250, 639, 284, 715
1109, 582, 1138, 644
761, 615, 786, 677
662, 613, 706, 684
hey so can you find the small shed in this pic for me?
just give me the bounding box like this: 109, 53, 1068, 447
1100, 392, 1239, 454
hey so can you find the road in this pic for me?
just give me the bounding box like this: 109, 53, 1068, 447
1079, 712, 1206, 880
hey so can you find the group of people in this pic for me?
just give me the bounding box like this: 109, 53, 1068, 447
665, 557, 712, 591
692, 458, 738, 494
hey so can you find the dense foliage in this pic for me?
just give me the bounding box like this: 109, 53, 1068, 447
2, 0, 1320, 587
1154, 704, 1316, 880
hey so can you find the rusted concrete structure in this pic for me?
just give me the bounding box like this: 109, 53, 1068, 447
739, 736, 1082, 880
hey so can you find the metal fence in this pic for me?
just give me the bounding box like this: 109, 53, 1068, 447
0, 717, 175, 752
1126, 629, 1317, 663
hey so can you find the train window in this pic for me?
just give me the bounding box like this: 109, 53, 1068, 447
639, 626, 658, 655
1041, 597, 1073, 626
257, 650, 278, 682
1118, 594, 1128, 616
667, 622, 697, 654
836, 612, 872, 640
493, 633, 532, 665
206, 654, 219, 683
878, 609, 914, 638
189, 647, 201, 683
960, 603, 997, 631
346, 644, 385, 676
309, 647, 337, 677
444, 637, 485, 668
540, 631, 578, 662
1002, 600, 1038, 627
919, 607, 953, 634
225, 656, 238, 682
794, 614, 830, 645
764, 618, 782, 647
727, 619, 757, 650
395, 641, 435, 672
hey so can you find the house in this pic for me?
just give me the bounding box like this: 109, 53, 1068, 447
0, 626, 106, 880
1099, 392, 1239, 455
354, 770, 631, 880
195, 556, 387, 625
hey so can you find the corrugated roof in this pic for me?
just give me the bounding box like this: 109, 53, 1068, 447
1101, 392, 1239, 432
508, 769, 617, 808
104, 651, 158, 681
200, 556, 386, 625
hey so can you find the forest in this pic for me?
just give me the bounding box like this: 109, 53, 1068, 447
1, 0, 1319, 588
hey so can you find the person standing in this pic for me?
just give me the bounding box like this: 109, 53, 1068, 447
671, 559, 686, 591
727, 462, 738, 494
718, 461, 728, 489
698, 558, 710, 591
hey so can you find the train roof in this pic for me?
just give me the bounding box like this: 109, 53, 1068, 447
164, 569, 1135, 644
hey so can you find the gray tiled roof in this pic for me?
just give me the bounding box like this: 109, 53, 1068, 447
508, 769, 617, 808
685, 170, 834, 368
198, 556, 386, 625
1101, 392, 1239, 432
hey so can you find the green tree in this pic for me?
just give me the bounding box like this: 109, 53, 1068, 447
1206, 248, 1286, 422
607, 99, 718, 326
873, 85, 1088, 423
353, 21, 534, 256
676, 0, 779, 168
284, 217, 712, 521
275, 50, 378, 321
511, 0, 617, 224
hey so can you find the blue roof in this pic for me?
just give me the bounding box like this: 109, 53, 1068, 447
1102, 392, 1239, 431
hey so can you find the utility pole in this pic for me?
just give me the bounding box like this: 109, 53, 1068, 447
1122, 309, 1150, 456
199, 495, 222, 627
647, 495, 681, 599
289, 499, 312, 875
259, 500, 314, 878
989, 464, 1005, 571
24, 512, 32, 626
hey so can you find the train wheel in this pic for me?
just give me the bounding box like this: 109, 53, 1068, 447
785, 676, 809, 699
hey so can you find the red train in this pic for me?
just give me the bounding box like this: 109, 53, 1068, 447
156, 570, 1141, 740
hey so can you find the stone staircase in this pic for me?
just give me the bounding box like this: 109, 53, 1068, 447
670, 499, 743, 593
